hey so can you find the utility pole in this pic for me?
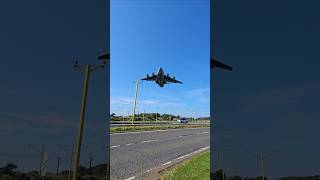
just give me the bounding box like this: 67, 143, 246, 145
98, 52, 110, 180
143, 109, 145, 122
210, 57, 233, 178
191, 111, 194, 122
210, 57, 232, 177
56, 157, 61, 175
72, 60, 105, 180
245, 150, 275, 180
27, 144, 46, 177
67, 144, 74, 180
132, 80, 139, 125
261, 152, 264, 180
122, 108, 125, 124
89, 156, 94, 168
222, 150, 225, 180
39, 144, 44, 176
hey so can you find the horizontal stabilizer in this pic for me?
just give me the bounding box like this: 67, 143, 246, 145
210, 58, 232, 71
98, 53, 110, 60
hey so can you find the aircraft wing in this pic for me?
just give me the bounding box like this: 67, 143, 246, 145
141, 74, 157, 81
98, 53, 110, 60
164, 75, 182, 84
210, 58, 233, 71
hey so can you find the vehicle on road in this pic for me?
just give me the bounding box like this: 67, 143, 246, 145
177, 117, 188, 123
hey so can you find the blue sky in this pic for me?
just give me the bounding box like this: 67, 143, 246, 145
0, 0, 108, 172
212, 0, 320, 178
110, 0, 210, 118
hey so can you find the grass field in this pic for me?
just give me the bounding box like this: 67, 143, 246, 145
161, 150, 210, 180
110, 124, 209, 133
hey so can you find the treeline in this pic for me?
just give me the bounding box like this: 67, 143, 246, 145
278, 176, 320, 180
212, 169, 320, 180
111, 112, 182, 121
3, 163, 318, 180
0, 163, 107, 180
212, 170, 269, 180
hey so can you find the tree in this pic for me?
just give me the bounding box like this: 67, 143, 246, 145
212, 169, 225, 180
227, 176, 242, 180
255, 176, 268, 180
0, 163, 18, 175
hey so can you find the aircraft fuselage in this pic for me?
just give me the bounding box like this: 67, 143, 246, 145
156, 68, 165, 87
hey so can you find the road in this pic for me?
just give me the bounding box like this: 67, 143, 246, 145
110, 127, 210, 180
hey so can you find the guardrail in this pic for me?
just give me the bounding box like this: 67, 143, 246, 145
110, 121, 210, 127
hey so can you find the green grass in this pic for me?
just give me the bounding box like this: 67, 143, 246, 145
110, 124, 209, 133
161, 150, 210, 180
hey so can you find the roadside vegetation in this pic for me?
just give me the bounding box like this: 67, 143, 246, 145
110, 124, 209, 133
110, 112, 210, 122
0, 163, 108, 180
110, 112, 210, 133
161, 150, 210, 180
1, 159, 320, 180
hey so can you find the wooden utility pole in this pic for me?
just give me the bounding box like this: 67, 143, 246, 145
132, 80, 139, 124
67, 144, 74, 180
73, 64, 91, 180
89, 156, 94, 168
143, 109, 145, 122
72, 60, 105, 180
39, 144, 44, 175
56, 157, 61, 175
261, 152, 265, 180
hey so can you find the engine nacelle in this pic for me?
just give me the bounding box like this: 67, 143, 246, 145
147, 74, 149, 78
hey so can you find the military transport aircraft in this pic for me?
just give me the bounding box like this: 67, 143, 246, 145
210, 58, 233, 70
141, 67, 182, 87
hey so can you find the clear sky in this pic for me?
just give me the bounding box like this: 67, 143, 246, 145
212, 0, 320, 179
1, 0, 320, 178
110, 0, 210, 118
0, 0, 108, 172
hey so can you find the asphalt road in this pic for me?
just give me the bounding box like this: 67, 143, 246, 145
110, 127, 210, 180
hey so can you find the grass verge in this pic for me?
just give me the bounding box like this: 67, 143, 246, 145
160, 150, 210, 180
110, 125, 209, 133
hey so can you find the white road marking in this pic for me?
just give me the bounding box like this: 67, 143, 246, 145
111, 127, 209, 135
178, 135, 183, 138
137, 146, 210, 178
145, 168, 153, 173
161, 161, 172, 166
126, 143, 134, 146
175, 146, 209, 161
141, 139, 157, 144
111, 145, 120, 149
125, 176, 136, 180
197, 132, 209, 135
176, 154, 190, 160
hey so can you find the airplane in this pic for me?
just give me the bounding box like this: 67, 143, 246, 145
98, 52, 110, 60
141, 67, 182, 87
210, 58, 233, 71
